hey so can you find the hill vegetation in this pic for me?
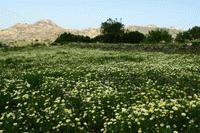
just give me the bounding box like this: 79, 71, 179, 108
54, 18, 200, 49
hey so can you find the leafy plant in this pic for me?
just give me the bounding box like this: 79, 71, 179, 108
122, 31, 145, 44
192, 39, 200, 46
55, 32, 91, 43
175, 26, 200, 43
146, 29, 172, 43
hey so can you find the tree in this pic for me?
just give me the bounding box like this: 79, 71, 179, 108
100, 18, 124, 43
122, 31, 145, 44
175, 26, 200, 43
188, 26, 200, 40
101, 18, 124, 35
146, 29, 172, 43
175, 31, 191, 43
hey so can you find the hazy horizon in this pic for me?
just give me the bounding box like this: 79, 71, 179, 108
0, 0, 200, 30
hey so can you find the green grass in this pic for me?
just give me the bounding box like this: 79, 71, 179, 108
0, 45, 200, 132
54, 42, 200, 54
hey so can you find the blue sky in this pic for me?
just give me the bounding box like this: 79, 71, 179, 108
0, 0, 200, 29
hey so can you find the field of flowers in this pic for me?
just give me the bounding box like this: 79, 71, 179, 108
0, 45, 200, 132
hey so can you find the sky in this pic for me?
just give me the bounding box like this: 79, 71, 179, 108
0, 0, 200, 29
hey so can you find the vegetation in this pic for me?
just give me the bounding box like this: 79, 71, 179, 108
122, 31, 145, 44
55, 18, 146, 44
146, 29, 172, 43
55, 32, 91, 43
54, 18, 200, 46
1, 18, 200, 132
59, 42, 200, 54
97, 18, 124, 43
188, 26, 200, 40
175, 26, 200, 43
175, 32, 190, 43
0, 42, 7, 48
54, 18, 200, 45
192, 39, 200, 47
95, 18, 146, 44
100, 18, 125, 36
0, 45, 200, 132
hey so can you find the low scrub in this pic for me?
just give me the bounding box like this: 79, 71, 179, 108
122, 31, 145, 44
0, 42, 7, 48
146, 29, 172, 43
55, 32, 91, 43
192, 39, 200, 46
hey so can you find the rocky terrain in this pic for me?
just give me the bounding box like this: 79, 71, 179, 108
0, 19, 182, 43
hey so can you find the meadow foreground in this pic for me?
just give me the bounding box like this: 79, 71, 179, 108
0, 45, 200, 132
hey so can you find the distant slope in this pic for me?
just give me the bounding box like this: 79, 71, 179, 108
0, 20, 65, 42
0, 19, 182, 42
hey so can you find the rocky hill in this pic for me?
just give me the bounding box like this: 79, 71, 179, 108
0, 20, 65, 42
0, 19, 182, 43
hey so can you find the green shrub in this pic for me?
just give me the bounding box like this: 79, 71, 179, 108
122, 31, 145, 44
92, 34, 123, 43
192, 39, 200, 46
55, 32, 91, 43
175, 26, 200, 43
188, 26, 200, 40
175, 32, 191, 43
146, 29, 172, 43
0, 42, 6, 48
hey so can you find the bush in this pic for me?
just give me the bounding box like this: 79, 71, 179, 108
146, 29, 172, 43
92, 35, 104, 43
55, 32, 91, 43
0, 42, 3, 47
175, 26, 200, 43
192, 39, 200, 46
175, 31, 191, 43
0, 42, 7, 48
122, 31, 145, 44
92, 34, 123, 43
93, 31, 145, 44
188, 26, 200, 40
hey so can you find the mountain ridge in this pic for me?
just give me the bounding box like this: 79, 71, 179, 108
0, 19, 182, 42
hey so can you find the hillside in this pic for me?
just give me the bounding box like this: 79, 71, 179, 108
0, 20, 65, 42
0, 19, 182, 42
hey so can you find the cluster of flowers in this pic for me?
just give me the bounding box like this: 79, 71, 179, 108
0, 46, 200, 132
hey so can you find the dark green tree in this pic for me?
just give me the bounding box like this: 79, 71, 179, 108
175, 26, 200, 43
100, 18, 124, 43
101, 18, 124, 35
122, 31, 145, 44
188, 26, 200, 40
175, 31, 191, 43
146, 29, 172, 43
